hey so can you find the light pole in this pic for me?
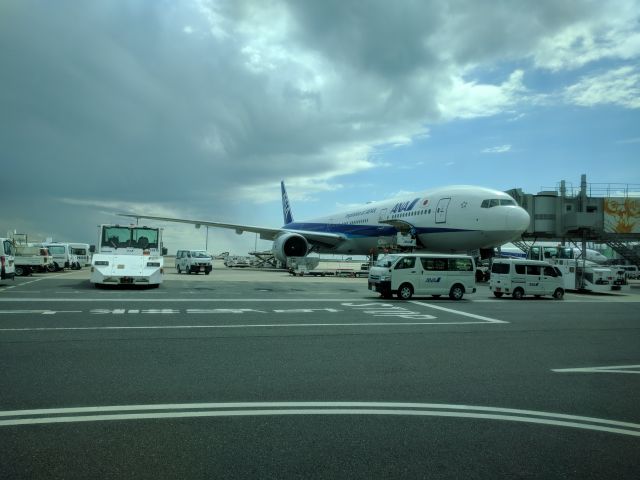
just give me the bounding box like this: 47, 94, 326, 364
205, 226, 209, 251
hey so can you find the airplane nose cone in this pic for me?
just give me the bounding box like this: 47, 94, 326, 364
508, 208, 530, 232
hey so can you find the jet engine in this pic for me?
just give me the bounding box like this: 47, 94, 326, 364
272, 233, 310, 263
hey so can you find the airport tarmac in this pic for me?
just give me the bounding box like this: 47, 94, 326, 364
1, 265, 639, 479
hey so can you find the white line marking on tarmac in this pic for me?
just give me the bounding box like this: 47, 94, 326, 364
5, 272, 75, 290
0, 310, 82, 315
552, 364, 640, 374
409, 301, 507, 323
1, 402, 638, 437
0, 321, 495, 332
0, 298, 365, 302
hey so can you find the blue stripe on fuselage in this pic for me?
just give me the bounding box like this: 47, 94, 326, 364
282, 222, 476, 238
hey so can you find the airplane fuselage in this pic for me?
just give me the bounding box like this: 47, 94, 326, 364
282, 185, 530, 255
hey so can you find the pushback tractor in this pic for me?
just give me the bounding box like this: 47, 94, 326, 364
90, 224, 164, 288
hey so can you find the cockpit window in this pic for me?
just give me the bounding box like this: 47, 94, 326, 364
481, 198, 516, 208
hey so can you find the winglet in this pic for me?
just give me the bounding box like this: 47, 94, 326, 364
281, 180, 294, 225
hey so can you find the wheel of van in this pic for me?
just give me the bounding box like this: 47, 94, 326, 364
512, 288, 524, 300
176, 265, 181, 274
15, 266, 25, 276
205, 270, 210, 275
553, 288, 564, 300
397, 283, 413, 300
493, 292, 504, 298
46, 263, 56, 272
449, 284, 464, 300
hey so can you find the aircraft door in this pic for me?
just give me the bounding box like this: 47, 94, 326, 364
435, 198, 451, 224
378, 208, 388, 222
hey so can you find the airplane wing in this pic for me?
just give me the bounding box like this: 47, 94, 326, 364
118, 213, 347, 247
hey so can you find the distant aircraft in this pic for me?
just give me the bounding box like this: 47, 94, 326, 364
496, 242, 608, 263
121, 181, 530, 263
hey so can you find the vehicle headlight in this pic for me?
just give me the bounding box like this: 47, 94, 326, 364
146, 262, 161, 267
380, 275, 391, 281
94, 261, 109, 266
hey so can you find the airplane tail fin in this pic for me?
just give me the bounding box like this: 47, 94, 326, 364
281, 180, 294, 225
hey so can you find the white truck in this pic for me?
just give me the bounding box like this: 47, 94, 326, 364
90, 224, 164, 287
14, 245, 53, 276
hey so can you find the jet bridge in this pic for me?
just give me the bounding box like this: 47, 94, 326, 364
506, 174, 640, 268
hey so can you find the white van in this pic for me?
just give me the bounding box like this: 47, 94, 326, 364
68, 243, 91, 268
368, 253, 476, 300
1, 238, 16, 280
489, 259, 564, 300
176, 250, 213, 275
42, 243, 72, 271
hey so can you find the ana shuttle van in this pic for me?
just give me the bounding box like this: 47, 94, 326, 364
368, 253, 476, 300
489, 259, 564, 300
175, 250, 212, 275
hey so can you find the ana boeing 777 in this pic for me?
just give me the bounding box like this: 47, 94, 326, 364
121, 181, 530, 263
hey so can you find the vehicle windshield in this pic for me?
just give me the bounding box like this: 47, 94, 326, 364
375, 255, 399, 268
102, 227, 159, 249
193, 251, 210, 258
132, 228, 159, 249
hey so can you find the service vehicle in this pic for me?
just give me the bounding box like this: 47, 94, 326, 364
526, 245, 629, 293
14, 245, 52, 276
90, 224, 164, 287
368, 253, 476, 300
69, 243, 91, 267
489, 258, 564, 299
41, 242, 72, 271
610, 264, 639, 280
0, 237, 16, 280
175, 249, 213, 275
224, 256, 251, 267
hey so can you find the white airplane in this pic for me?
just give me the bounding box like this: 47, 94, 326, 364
121, 181, 530, 263
496, 242, 608, 263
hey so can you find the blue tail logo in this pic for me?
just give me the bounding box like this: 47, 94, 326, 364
281, 180, 294, 225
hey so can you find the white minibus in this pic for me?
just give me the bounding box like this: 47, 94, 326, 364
368, 253, 476, 300
489, 258, 564, 300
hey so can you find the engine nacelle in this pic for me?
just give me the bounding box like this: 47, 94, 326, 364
272, 233, 310, 263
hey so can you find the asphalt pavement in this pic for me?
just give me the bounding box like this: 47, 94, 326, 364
1, 268, 639, 479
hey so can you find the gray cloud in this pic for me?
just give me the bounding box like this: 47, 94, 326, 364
1, 0, 638, 246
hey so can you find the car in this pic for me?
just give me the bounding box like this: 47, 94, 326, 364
368, 253, 476, 300
175, 250, 213, 275
489, 258, 564, 299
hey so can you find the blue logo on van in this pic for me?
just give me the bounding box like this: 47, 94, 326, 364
425, 277, 442, 283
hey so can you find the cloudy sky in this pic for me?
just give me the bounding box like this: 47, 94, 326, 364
1, 0, 639, 254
